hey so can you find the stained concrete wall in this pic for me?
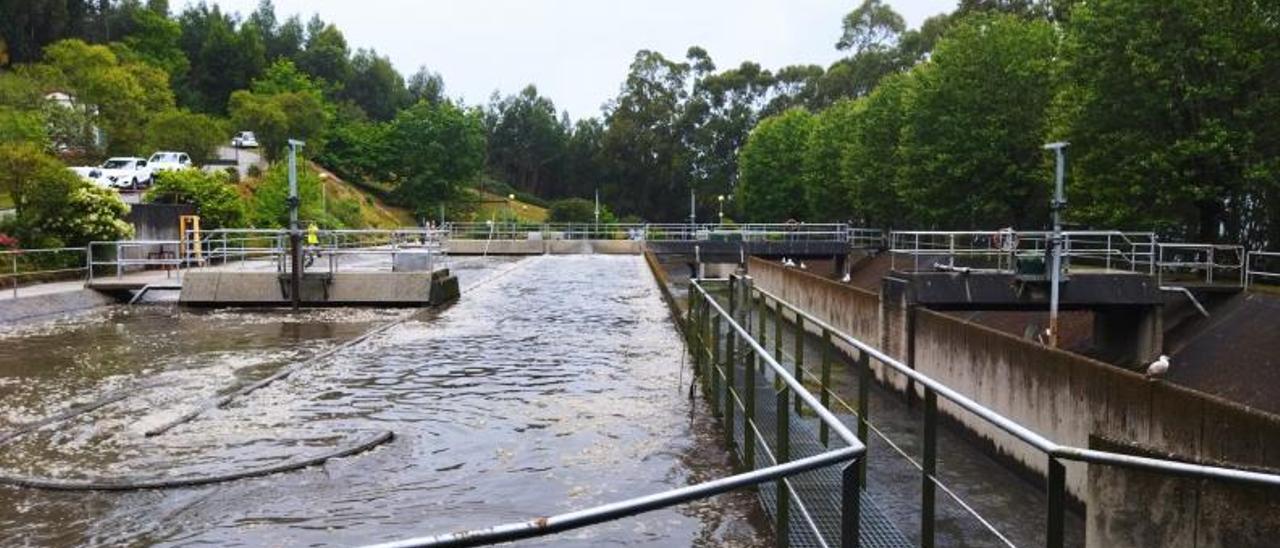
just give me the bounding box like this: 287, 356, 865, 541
180, 271, 439, 305
749, 258, 1280, 547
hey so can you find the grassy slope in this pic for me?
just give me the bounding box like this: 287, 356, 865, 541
472, 190, 548, 223
0, 193, 12, 209
310, 163, 415, 227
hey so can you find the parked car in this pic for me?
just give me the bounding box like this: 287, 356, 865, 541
96, 157, 153, 189
147, 151, 193, 172
71, 157, 152, 189
231, 131, 259, 148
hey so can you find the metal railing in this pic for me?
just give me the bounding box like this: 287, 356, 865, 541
1156, 243, 1247, 287
0, 247, 89, 299
1246, 251, 1280, 289
364, 278, 868, 548
743, 279, 1280, 548
442, 222, 852, 243
85, 228, 450, 283
888, 230, 1158, 274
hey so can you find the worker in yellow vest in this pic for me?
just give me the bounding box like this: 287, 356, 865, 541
305, 222, 320, 267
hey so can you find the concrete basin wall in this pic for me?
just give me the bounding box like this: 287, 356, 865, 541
447, 239, 642, 255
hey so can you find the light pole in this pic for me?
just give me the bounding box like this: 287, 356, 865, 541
1043, 141, 1069, 348
286, 139, 305, 311
717, 194, 725, 225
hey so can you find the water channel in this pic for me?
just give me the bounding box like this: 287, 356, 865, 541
0, 255, 765, 546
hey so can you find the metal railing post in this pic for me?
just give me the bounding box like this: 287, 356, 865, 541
776, 386, 791, 548
794, 313, 804, 413
774, 299, 783, 363
1047, 457, 1066, 548
857, 351, 871, 486
819, 327, 832, 447
922, 387, 937, 548
746, 349, 758, 471
115, 242, 123, 279
725, 305, 737, 450
758, 293, 767, 360
712, 310, 722, 415
11, 253, 17, 299
842, 462, 862, 548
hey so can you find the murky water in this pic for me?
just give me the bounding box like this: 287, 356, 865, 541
0, 255, 765, 546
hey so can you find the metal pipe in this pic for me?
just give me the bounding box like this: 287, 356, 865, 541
362, 447, 861, 548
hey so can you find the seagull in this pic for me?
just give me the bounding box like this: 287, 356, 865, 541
1146, 355, 1170, 378
782, 257, 795, 267
841, 273, 851, 283
799, 262, 808, 270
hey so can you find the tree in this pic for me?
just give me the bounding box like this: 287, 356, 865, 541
247, 161, 334, 227
1058, 0, 1280, 246
407, 66, 445, 105
841, 72, 911, 227
896, 14, 1058, 228
297, 16, 350, 91
229, 65, 330, 161
35, 39, 174, 155
343, 49, 408, 121
145, 168, 245, 228
388, 100, 486, 216
600, 50, 691, 220
802, 98, 862, 221
483, 85, 568, 197
736, 108, 816, 221
144, 109, 226, 165
836, 0, 906, 54
175, 3, 265, 113
121, 4, 187, 82
547, 197, 613, 223
0, 142, 131, 246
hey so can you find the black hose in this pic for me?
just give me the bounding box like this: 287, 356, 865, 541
0, 430, 393, 491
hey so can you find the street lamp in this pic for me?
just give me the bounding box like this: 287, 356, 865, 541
717, 195, 725, 225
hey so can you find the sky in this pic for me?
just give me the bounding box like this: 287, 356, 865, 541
186, 0, 955, 120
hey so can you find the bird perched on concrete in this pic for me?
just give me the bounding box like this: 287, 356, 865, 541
799, 262, 808, 270
782, 257, 795, 267
1146, 355, 1170, 378
841, 273, 852, 283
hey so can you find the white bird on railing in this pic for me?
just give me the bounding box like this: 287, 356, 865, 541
782, 257, 795, 267
1146, 355, 1170, 378
841, 272, 851, 283
799, 261, 808, 270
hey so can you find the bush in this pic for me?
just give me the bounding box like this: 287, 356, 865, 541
144, 110, 228, 165
0, 143, 133, 247
547, 197, 615, 224
145, 169, 246, 229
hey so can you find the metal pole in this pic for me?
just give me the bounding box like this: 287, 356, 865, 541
11, 254, 17, 299
819, 328, 832, 447
841, 462, 862, 548
922, 387, 938, 548
776, 387, 791, 548
1047, 457, 1067, 548
287, 139, 305, 311
690, 189, 696, 226
1044, 142, 1069, 348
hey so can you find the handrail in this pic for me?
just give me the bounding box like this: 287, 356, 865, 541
750, 283, 1280, 487
1246, 251, 1280, 289
0, 247, 89, 299
364, 279, 866, 548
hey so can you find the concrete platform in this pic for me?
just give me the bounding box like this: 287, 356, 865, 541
179, 269, 459, 307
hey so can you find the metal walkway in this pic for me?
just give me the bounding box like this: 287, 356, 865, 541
720, 361, 910, 547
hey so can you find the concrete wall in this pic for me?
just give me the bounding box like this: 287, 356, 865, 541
0, 289, 116, 323
126, 203, 194, 241
180, 271, 443, 305
749, 258, 1280, 547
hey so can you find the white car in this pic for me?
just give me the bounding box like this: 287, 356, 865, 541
147, 151, 193, 172
74, 157, 153, 189
231, 131, 259, 148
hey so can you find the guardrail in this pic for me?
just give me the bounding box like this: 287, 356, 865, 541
1246, 251, 1280, 289
442, 222, 852, 243
0, 247, 88, 299
743, 278, 1280, 547
888, 230, 1158, 274
1156, 243, 1247, 287
364, 278, 868, 548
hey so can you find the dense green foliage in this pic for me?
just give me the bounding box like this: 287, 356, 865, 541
547, 198, 615, 224
144, 168, 245, 228
0, 142, 132, 246
144, 109, 226, 165
2, 0, 1277, 247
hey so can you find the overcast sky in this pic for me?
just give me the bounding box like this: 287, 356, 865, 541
187, 0, 955, 120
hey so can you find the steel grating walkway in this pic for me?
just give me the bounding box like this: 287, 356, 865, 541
710, 340, 911, 547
